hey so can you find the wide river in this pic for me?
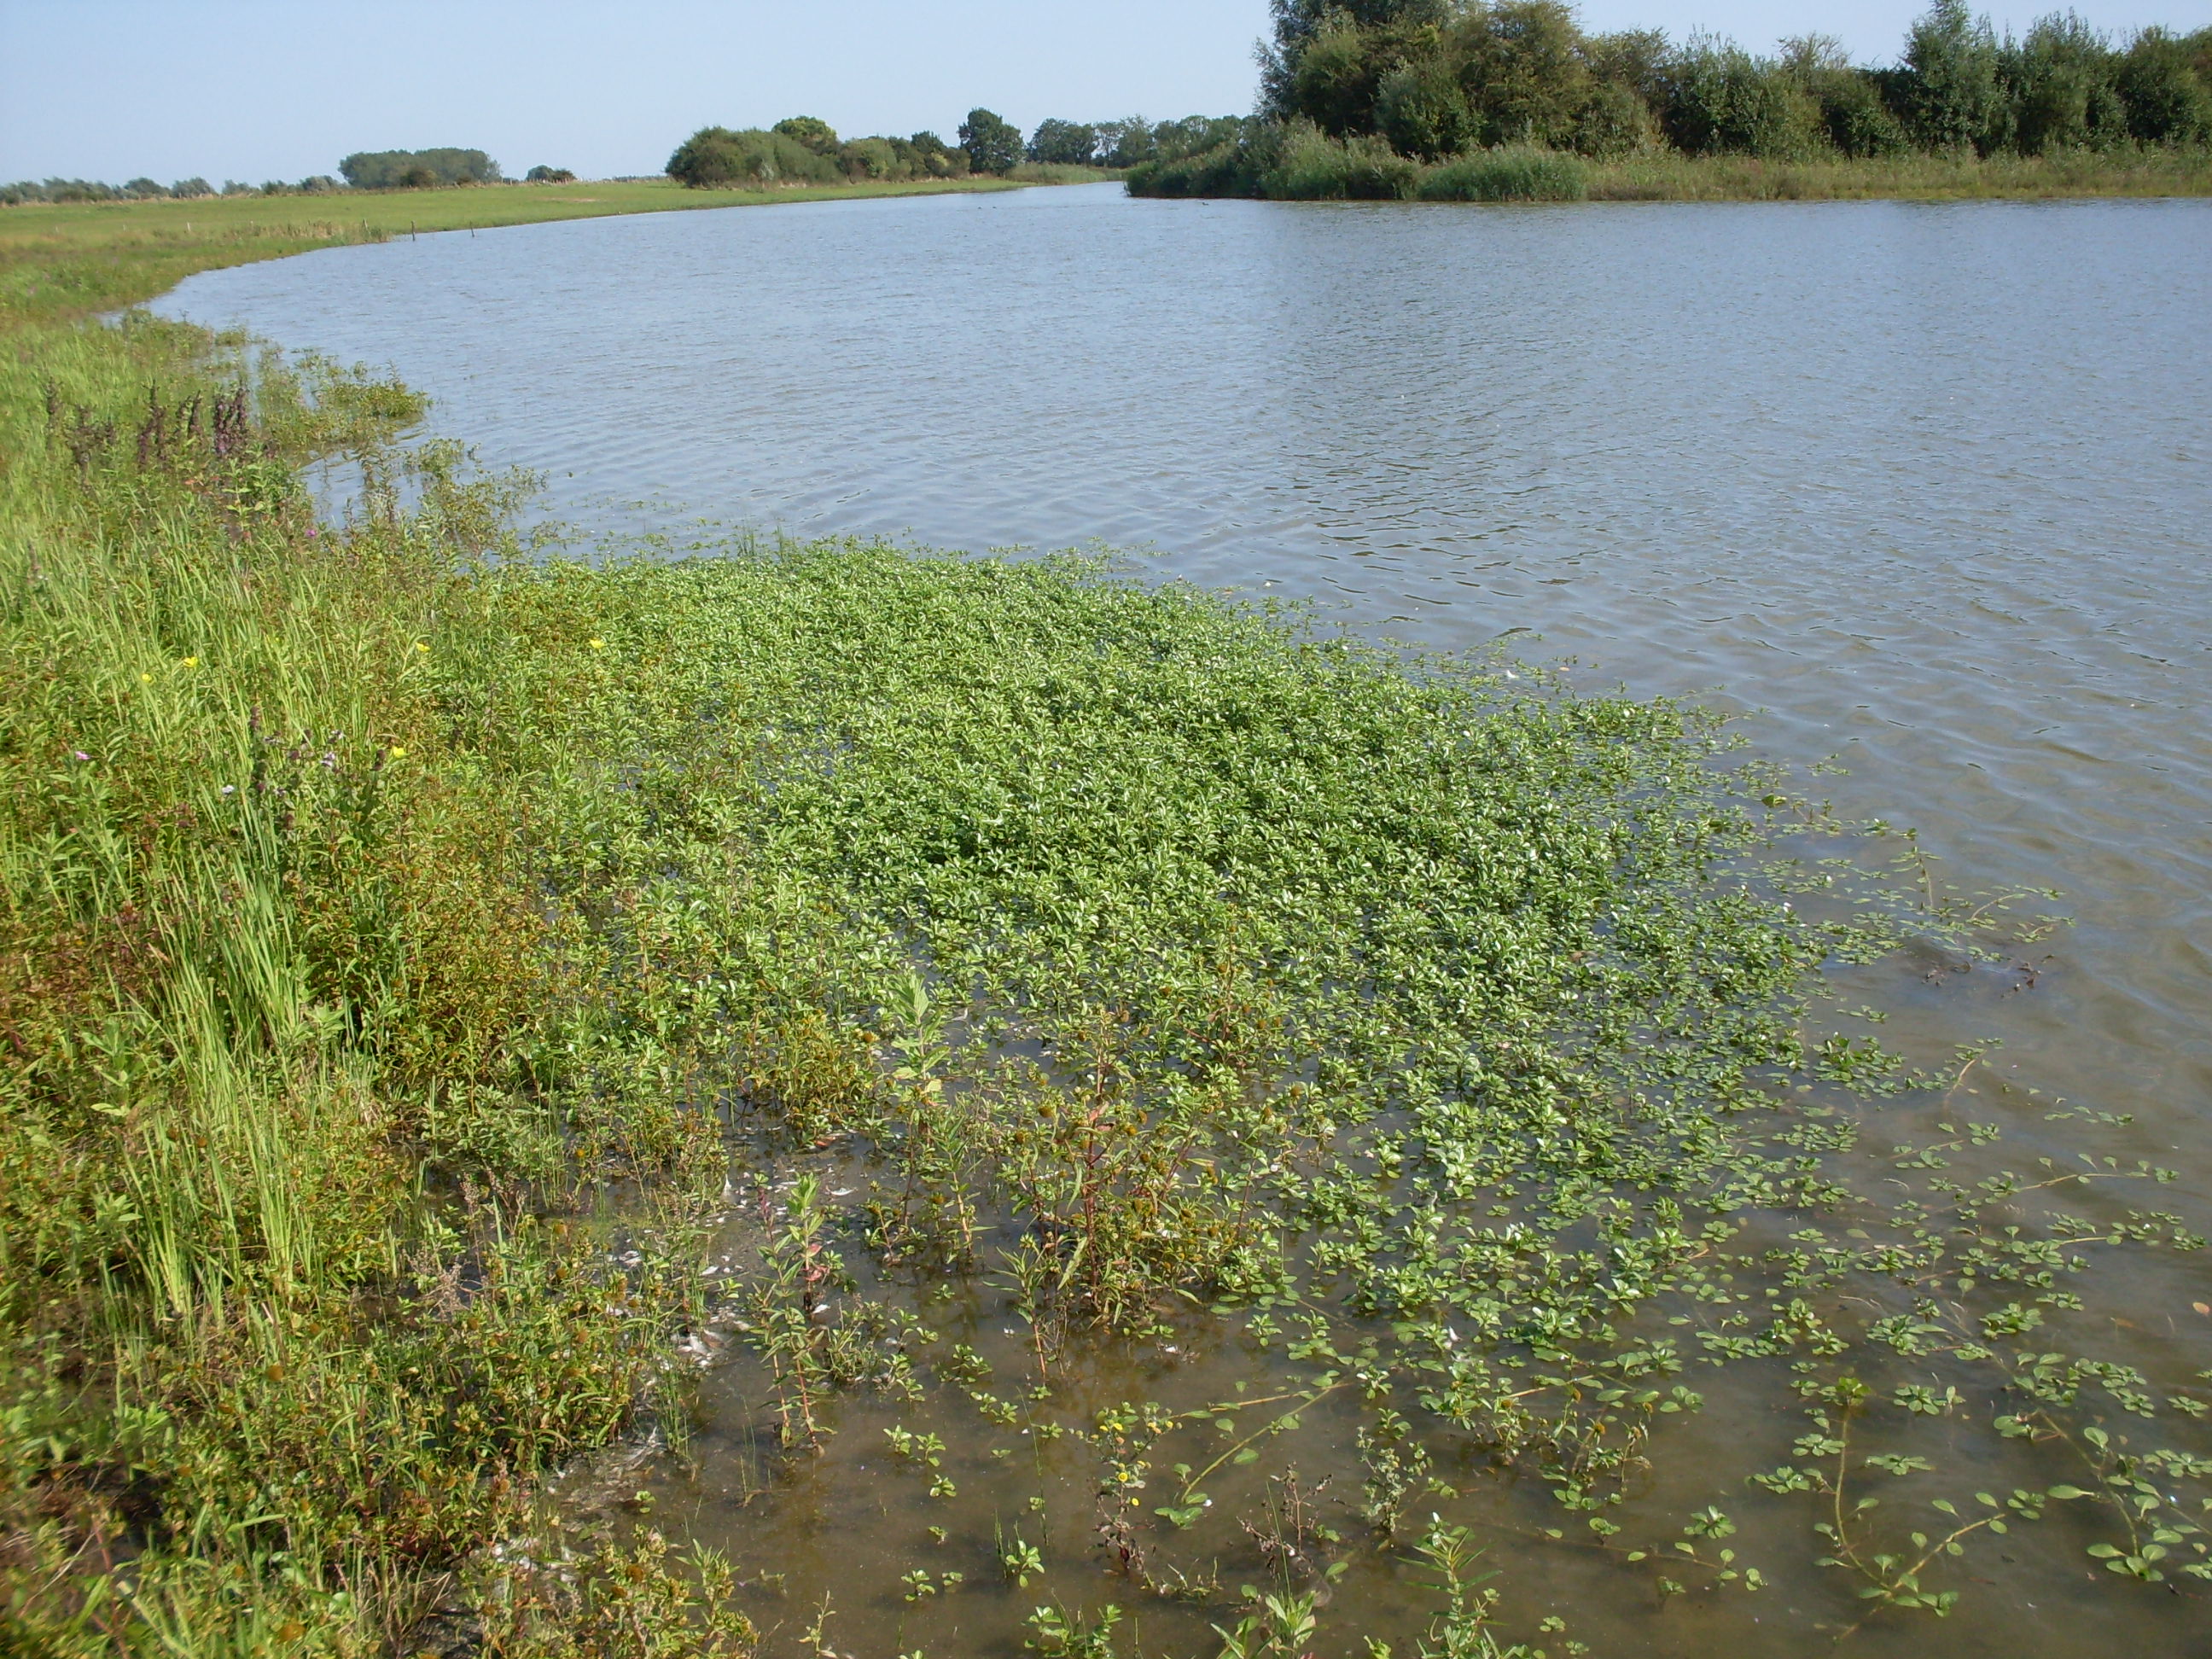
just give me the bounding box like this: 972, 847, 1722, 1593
156, 183, 2211, 1655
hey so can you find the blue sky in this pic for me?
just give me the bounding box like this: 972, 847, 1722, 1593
5, 0, 2209, 183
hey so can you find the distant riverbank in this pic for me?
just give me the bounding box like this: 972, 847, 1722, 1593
0, 171, 1110, 329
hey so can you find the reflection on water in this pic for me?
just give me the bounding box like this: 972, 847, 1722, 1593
156, 185, 2212, 1654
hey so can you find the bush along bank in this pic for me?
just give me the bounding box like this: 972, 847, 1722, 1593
1128, 0, 2212, 201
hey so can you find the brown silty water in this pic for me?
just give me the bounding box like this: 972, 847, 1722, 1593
158, 186, 2212, 1655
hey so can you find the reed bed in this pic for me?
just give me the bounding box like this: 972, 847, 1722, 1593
1132, 130, 2212, 201
1582, 145, 2212, 199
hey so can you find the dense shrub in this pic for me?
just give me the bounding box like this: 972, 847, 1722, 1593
1284, 17, 1399, 136
339, 148, 501, 189
667, 126, 840, 187
828, 133, 970, 182
840, 136, 901, 178
1900, 0, 2008, 150
1662, 38, 1826, 157
1573, 76, 1660, 156
1806, 67, 1912, 155
664, 120, 976, 188
525, 165, 578, 183
2118, 26, 2212, 142
1157, 114, 1253, 160
773, 115, 841, 154
1454, 0, 1593, 146
1378, 59, 1479, 158
11, 178, 118, 203
904, 131, 971, 177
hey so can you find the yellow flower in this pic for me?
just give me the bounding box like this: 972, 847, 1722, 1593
180, 656, 198, 668
388, 746, 407, 760
414, 641, 429, 654
589, 637, 606, 650
140, 672, 152, 683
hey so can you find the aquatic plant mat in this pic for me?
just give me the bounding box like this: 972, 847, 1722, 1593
520, 542, 2211, 1655
4, 321, 2208, 1655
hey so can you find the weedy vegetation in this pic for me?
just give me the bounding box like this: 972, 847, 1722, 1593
3, 152, 2208, 1659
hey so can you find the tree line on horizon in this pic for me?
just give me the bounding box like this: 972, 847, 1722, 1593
4, 112, 1254, 206
1, 176, 340, 206
664, 110, 1248, 186
3, 150, 576, 207
1127, 0, 2212, 195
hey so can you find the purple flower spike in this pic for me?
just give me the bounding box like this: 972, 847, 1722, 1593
73, 750, 90, 761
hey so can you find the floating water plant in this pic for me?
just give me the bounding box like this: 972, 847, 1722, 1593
491, 533, 2204, 1648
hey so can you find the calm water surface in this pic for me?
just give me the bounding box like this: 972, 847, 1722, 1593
157, 184, 2212, 1656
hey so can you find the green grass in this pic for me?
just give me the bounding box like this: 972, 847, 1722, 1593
0, 313, 754, 1656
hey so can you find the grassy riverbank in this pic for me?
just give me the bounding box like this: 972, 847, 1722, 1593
0, 175, 1045, 330
6, 177, 2209, 1659
0, 241, 761, 1654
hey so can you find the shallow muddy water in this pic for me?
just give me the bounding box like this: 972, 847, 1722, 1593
157, 186, 2212, 1655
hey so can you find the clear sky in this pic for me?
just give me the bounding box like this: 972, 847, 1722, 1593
4, 0, 2208, 184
